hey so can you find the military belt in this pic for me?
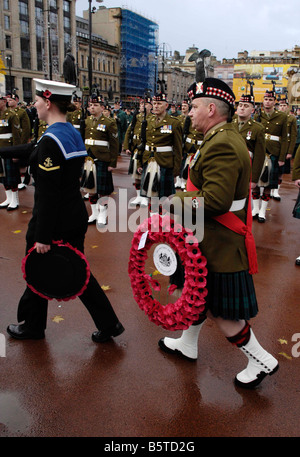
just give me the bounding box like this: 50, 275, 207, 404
265, 134, 280, 141
85, 139, 109, 147
133, 134, 141, 140
229, 198, 246, 212
186, 137, 203, 145
145, 145, 173, 153
0, 133, 12, 139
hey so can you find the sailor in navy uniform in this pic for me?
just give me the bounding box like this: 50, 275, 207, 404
6, 79, 124, 343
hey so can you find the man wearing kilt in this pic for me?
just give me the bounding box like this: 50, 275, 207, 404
123, 96, 152, 207
254, 89, 288, 222
137, 91, 182, 210
292, 146, 300, 265
232, 93, 266, 221
0, 94, 21, 210
159, 78, 279, 389
83, 92, 119, 225
175, 98, 204, 190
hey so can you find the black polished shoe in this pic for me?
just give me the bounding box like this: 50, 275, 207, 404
92, 321, 125, 343
296, 257, 300, 266
7, 324, 45, 340
258, 216, 266, 223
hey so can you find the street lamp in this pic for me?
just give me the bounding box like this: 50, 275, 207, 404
88, 0, 103, 94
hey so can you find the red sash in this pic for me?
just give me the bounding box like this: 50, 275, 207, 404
186, 171, 258, 275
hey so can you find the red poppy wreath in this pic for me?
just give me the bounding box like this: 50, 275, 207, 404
128, 214, 208, 331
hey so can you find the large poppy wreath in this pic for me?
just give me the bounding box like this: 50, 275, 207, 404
128, 214, 208, 331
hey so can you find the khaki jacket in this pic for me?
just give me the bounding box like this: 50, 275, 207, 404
287, 114, 297, 155
0, 109, 21, 147
176, 122, 251, 273
292, 146, 300, 180
11, 107, 31, 144
84, 114, 119, 168
232, 117, 265, 183
254, 109, 288, 161
140, 113, 183, 176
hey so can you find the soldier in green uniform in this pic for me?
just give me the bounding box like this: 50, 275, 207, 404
83, 92, 119, 225
138, 91, 182, 210
113, 99, 127, 155
292, 145, 300, 265
254, 89, 288, 221
124, 96, 152, 207
277, 98, 297, 197
0, 94, 21, 210
175, 98, 203, 190
232, 93, 265, 220
7, 93, 31, 190
159, 78, 278, 389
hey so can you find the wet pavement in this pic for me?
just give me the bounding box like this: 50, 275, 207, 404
0, 154, 299, 439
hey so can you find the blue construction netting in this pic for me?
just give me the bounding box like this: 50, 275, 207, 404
120, 9, 158, 102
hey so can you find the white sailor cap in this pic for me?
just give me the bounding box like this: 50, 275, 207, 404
34, 78, 76, 100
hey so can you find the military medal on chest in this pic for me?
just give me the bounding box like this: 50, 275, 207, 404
97, 124, 106, 132
160, 124, 172, 134
246, 130, 252, 140
190, 149, 201, 168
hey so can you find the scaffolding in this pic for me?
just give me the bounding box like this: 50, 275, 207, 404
120, 9, 158, 103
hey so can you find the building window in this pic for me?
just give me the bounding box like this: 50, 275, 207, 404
64, 32, 71, 54
81, 54, 85, 68
64, 16, 71, 30
23, 77, 32, 103
63, 1, 70, 13
4, 0, 10, 10
4, 15, 10, 30
19, 1, 29, 16
5, 35, 12, 49
20, 20, 29, 35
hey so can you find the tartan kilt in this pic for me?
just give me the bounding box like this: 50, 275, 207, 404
205, 270, 258, 321
170, 256, 258, 321
293, 190, 300, 219
140, 163, 175, 199
95, 160, 114, 196
0, 158, 20, 188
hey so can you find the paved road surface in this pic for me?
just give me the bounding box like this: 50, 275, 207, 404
0, 154, 299, 439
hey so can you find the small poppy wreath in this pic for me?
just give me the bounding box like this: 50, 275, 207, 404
128, 214, 208, 331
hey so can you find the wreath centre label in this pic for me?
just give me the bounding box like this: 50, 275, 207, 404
153, 244, 177, 276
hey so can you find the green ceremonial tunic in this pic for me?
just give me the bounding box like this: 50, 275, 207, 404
0, 109, 21, 147
123, 112, 146, 152
176, 122, 251, 273
292, 146, 300, 180
67, 109, 82, 131
287, 113, 297, 156
84, 114, 119, 168
140, 113, 183, 177
11, 107, 31, 144
232, 117, 265, 183
254, 109, 288, 162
